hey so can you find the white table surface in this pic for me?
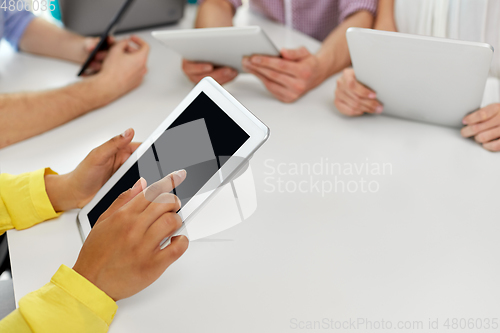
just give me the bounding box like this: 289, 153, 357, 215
2, 5, 500, 333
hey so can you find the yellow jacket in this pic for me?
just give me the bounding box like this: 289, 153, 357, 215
0, 169, 117, 333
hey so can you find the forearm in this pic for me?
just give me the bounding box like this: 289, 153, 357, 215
18, 17, 88, 63
316, 10, 374, 80
374, 0, 397, 31
0, 77, 112, 148
195, 0, 235, 28
45, 173, 77, 212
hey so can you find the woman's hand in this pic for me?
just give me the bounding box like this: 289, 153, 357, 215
334, 68, 383, 116
461, 103, 500, 152
45, 129, 141, 212
73, 171, 189, 301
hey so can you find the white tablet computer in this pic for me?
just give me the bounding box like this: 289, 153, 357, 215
152, 26, 280, 72
346, 28, 494, 127
77, 77, 269, 240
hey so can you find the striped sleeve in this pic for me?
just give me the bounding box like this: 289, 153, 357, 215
3, 3, 35, 50
339, 0, 378, 23
197, 0, 242, 8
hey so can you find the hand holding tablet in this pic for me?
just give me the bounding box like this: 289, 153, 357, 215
73, 171, 188, 301
153, 27, 325, 103
77, 77, 269, 240
241, 46, 326, 103
44, 129, 190, 302
45, 78, 268, 302
153, 26, 280, 85
334, 68, 382, 117
44, 129, 141, 212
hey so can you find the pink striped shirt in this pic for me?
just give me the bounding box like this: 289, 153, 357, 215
199, 0, 377, 41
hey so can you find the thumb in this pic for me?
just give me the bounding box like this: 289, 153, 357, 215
281, 47, 311, 61
96, 177, 147, 224
129, 35, 147, 49
94, 128, 135, 163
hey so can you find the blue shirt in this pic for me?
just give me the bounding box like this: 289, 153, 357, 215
0, 7, 35, 49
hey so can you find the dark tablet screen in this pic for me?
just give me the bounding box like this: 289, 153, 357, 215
87, 92, 249, 226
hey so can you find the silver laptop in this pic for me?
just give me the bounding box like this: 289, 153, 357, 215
59, 0, 185, 36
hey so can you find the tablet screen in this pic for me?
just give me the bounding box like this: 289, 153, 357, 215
88, 92, 250, 227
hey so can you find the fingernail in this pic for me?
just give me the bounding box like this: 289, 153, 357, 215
121, 128, 133, 138
132, 177, 144, 190
462, 119, 467, 125
369, 93, 377, 99
252, 57, 261, 64
174, 169, 187, 179
242, 58, 250, 65
375, 106, 383, 114
204, 65, 212, 71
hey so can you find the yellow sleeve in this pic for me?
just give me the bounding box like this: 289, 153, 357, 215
0, 168, 61, 235
0, 265, 118, 333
